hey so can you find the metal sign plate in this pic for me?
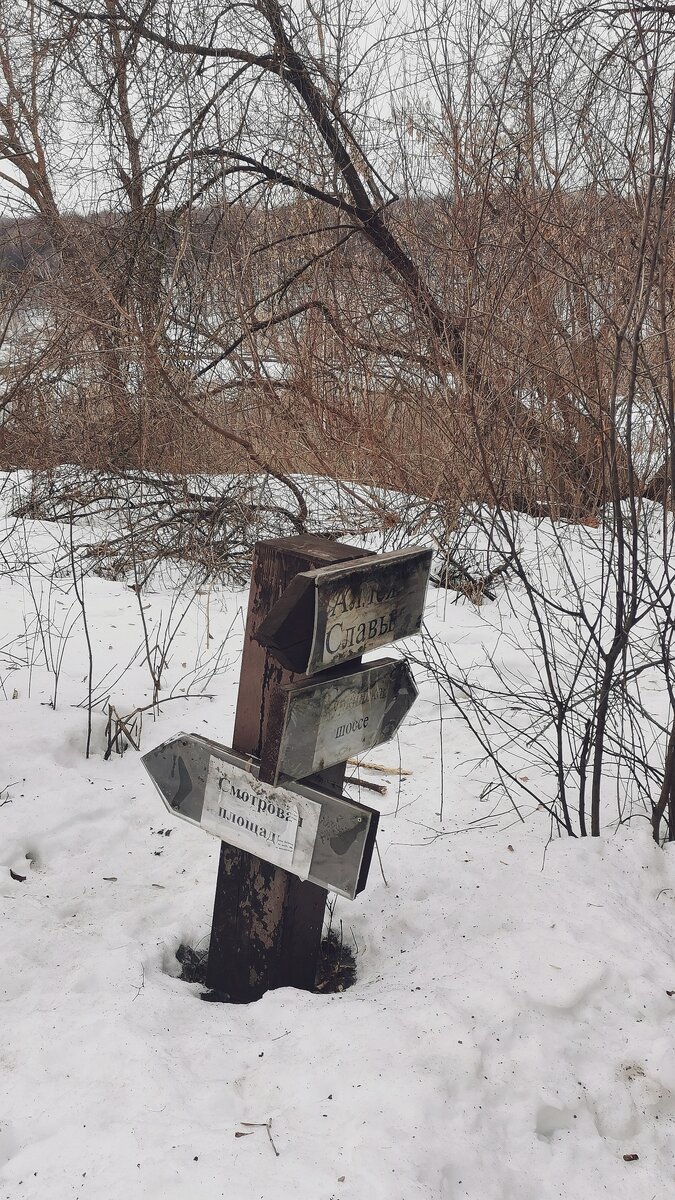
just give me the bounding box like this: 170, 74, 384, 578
256, 546, 432, 675
142, 733, 379, 899
264, 658, 418, 783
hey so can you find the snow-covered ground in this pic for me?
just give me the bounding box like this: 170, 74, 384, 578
1, 472, 675, 1200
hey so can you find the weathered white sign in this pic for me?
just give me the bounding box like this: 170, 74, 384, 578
142, 733, 378, 899
202, 757, 319, 876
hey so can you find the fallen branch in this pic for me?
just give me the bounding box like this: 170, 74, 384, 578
346, 774, 388, 795
239, 1120, 280, 1157
348, 758, 411, 776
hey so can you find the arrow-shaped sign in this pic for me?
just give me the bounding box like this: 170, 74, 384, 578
142, 733, 379, 900
261, 657, 418, 784
255, 546, 432, 676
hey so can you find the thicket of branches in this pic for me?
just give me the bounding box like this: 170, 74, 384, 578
0, 0, 672, 511
2, 0, 675, 839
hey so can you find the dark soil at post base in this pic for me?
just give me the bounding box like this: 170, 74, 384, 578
173, 933, 356, 999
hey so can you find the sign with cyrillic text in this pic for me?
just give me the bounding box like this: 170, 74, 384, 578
142, 733, 378, 899
263, 658, 418, 784
256, 546, 432, 675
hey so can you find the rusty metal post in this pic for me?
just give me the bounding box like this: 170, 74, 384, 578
205, 535, 370, 1002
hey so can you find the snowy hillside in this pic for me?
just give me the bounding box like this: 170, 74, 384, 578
1, 471, 674, 1200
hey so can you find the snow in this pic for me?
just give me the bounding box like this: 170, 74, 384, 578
1, 472, 675, 1200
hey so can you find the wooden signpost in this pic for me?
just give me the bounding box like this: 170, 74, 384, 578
141, 534, 431, 1003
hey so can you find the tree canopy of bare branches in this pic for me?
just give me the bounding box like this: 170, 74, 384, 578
0, 0, 672, 520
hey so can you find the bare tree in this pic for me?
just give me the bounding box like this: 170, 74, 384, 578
3, 0, 675, 839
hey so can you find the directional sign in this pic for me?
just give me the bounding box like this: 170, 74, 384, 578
256, 546, 432, 675
142, 733, 379, 900
262, 658, 418, 784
